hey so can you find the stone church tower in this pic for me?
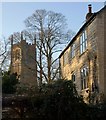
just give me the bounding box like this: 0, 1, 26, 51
10, 34, 37, 87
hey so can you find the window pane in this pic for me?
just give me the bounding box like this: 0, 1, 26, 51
84, 79, 86, 89
80, 65, 89, 90
80, 30, 87, 54
85, 30, 87, 39
71, 43, 75, 58
82, 32, 85, 42
80, 45, 83, 54
81, 79, 83, 90
80, 35, 83, 44
83, 42, 85, 52
84, 68, 87, 76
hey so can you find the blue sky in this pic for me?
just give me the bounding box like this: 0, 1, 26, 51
2, 2, 104, 38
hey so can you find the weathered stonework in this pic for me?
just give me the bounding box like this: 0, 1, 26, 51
11, 39, 37, 87
59, 6, 106, 103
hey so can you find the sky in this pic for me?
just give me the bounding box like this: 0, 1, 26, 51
1, 2, 105, 39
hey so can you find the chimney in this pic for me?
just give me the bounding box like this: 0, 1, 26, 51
88, 4, 92, 13
86, 4, 93, 21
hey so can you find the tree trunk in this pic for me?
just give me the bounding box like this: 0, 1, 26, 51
47, 54, 51, 83
34, 35, 38, 87
39, 42, 43, 86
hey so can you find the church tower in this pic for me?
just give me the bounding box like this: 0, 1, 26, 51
10, 33, 37, 87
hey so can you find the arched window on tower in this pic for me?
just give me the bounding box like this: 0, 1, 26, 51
15, 49, 21, 60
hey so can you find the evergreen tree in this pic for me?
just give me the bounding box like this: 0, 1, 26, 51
2, 71, 18, 94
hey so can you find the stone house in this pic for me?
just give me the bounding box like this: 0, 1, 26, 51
59, 5, 106, 103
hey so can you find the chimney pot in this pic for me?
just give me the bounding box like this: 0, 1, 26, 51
88, 4, 92, 13
86, 4, 93, 21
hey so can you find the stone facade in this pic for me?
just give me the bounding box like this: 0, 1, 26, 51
11, 39, 37, 87
59, 5, 106, 103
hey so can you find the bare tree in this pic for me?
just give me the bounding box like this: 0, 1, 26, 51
24, 9, 75, 84
0, 37, 11, 71
0, 37, 10, 114
0, 32, 23, 72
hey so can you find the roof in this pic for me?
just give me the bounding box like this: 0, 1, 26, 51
59, 5, 106, 58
